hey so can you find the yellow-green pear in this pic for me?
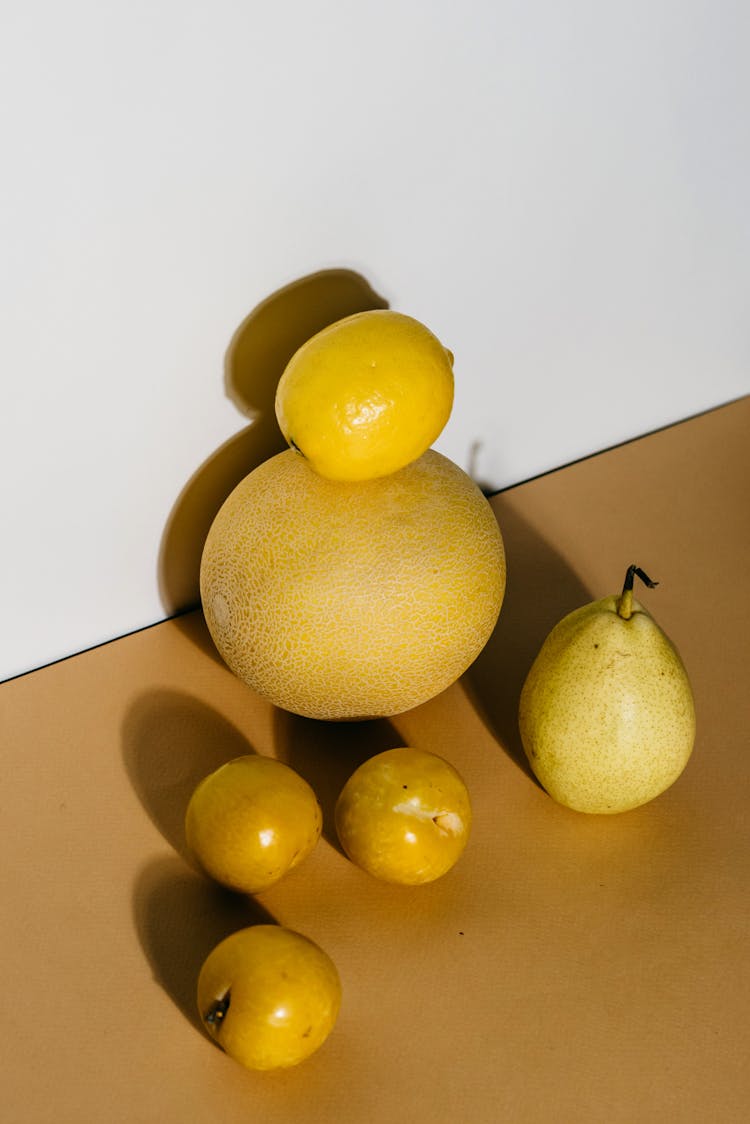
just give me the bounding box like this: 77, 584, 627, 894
518, 566, 695, 814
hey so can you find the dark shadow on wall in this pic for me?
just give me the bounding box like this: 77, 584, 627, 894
464, 498, 591, 780
158, 268, 389, 616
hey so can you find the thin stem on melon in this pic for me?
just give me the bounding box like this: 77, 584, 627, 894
617, 564, 658, 620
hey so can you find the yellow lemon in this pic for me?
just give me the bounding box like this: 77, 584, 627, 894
185, 756, 322, 894
198, 925, 341, 1070
200, 448, 505, 720
274, 309, 454, 481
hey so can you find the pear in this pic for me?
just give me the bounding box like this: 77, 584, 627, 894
518, 566, 695, 814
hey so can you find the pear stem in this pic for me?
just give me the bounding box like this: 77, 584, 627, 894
617, 564, 659, 620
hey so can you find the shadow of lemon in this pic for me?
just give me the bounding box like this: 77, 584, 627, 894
158, 268, 388, 617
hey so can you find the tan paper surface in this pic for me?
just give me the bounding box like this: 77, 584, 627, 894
2, 397, 748, 1122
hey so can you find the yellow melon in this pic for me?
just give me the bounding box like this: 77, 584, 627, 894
200, 448, 505, 720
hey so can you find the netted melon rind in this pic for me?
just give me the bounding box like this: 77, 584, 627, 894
200, 449, 505, 720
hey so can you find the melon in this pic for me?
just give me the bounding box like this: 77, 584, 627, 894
200, 448, 505, 720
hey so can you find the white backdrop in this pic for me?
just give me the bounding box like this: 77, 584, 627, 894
2, 0, 748, 682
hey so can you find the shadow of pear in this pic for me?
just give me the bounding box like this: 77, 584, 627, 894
158, 268, 389, 617
133, 854, 276, 1034
122, 688, 255, 860
274, 711, 402, 852
465, 497, 591, 778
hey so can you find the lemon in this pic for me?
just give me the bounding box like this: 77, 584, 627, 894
200, 448, 505, 720
274, 309, 455, 481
